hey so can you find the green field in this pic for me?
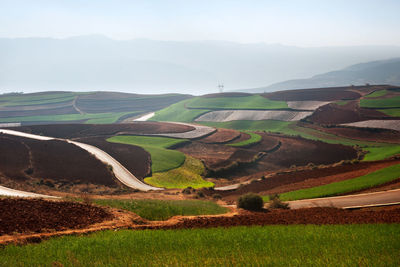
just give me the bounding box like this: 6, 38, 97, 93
2, 225, 399, 266
200, 120, 293, 132
360, 95, 400, 108
0, 92, 80, 107
268, 164, 400, 201
151, 100, 210, 122
363, 146, 400, 161
0, 111, 139, 124
107, 135, 186, 173
378, 108, 400, 117
186, 95, 288, 110
365, 90, 388, 98
228, 131, 261, 147
335, 100, 349, 106
93, 199, 226, 220
144, 156, 214, 189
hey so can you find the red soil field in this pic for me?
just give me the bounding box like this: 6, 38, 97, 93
198, 128, 242, 144
307, 101, 389, 124
12, 122, 194, 139
0, 135, 31, 181
264, 86, 363, 101
159, 207, 400, 229
301, 122, 400, 144
0, 134, 119, 188
0, 199, 112, 235
212, 158, 400, 200
77, 136, 151, 179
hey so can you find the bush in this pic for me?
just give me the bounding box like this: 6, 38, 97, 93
269, 194, 289, 209
182, 187, 195, 194
237, 193, 264, 211
196, 191, 205, 198
212, 193, 222, 200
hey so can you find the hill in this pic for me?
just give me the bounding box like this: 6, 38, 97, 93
0, 91, 190, 125
243, 58, 400, 93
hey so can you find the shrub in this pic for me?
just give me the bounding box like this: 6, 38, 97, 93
182, 187, 195, 194
268, 194, 289, 209
212, 193, 222, 200
196, 191, 205, 198
237, 193, 264, 211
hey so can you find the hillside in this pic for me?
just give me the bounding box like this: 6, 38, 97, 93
244, 58, 400, 93
0, 91, 190, 125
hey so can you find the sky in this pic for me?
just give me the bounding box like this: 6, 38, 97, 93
1, 0, 400, 47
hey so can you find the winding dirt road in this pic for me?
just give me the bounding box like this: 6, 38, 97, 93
0, 185, 58, 198
0, 129, 162, 192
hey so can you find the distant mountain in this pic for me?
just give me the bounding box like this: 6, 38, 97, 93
1, 36, 400, 94
242, 58, 400, 93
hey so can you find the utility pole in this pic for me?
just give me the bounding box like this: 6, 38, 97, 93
218, 83, 224, 93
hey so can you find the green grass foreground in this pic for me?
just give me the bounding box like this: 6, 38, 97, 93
228, 131, 261, 147
93, 199, 226, 220
2, 225, 399, 266
186, 95, 288, 110
360, 95, 400, 108
270, 164, 400, 201
107, 135, 186, 173
144, 156, 214, 189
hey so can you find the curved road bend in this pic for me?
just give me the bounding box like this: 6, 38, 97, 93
287, 189, 400, 209
0, 185, 58, 198
0, 129, 162, 192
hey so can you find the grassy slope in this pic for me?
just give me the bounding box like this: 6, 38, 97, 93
378, 108, 400, 117
0, 92, 79, 106
2, 225, 399, 266
150, 100, 210, 122
365, 90, 388, 98
93, 199, 226, 220
0, 111, 139, 124
144, 156, 214, 189
270, 164, 400, 201
186, 95, 288, 110
228, 131, 261, 147
107, 135, 186, 173
360, 95, 400, 108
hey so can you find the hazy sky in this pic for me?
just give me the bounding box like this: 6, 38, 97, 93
1, 0, 400, 46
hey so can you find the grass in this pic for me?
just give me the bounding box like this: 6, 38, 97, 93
360, 95, 400, 108
2, 225, 399, 266
200, 120, 292, 132
144, 156, 214, 189
0, 111, 138, 124
378, 108, 400, 117
365, 90, 388, 98
186, 95, 288, 110
107, 135, 186, 173
363, 146, 400, 161
228, 131, 261, 147
93, 199, 226, 220
0, 92, 79, 107
335, 100, 349, 106
268, 164, 400, 201
151, 100, 210, 122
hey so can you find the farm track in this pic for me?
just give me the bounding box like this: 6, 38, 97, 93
0, 129, 162, 192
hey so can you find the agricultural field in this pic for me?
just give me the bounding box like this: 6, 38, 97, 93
360, 95, 400, 108
107, 135, 187, 173
228, 131, 261, 147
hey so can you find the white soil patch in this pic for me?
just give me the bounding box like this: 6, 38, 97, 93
148, 122, 216, 139
195, 110, 312, 122
133, 112, 155, 121
287, 101, 330, 110
341, 120, 400, 132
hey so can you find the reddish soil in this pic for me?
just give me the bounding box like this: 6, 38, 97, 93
77, 136, 151, 179
209, 159, 400, 200
12, 122, 194, 139
301, 122, 400, 144
0, 134, 120, 189
264, 86, 363, 101
226, 132, 251, 144
307, 101, 390, 124
158, 207, 400, 229
0, 199, 112, 235
198, 128, 242, 144
0, 135, 30, 180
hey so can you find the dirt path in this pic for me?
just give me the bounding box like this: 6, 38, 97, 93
0, 129, 161, 192
0, 185, 57, 198
148, 122, 216, 139
72, 96, 85, 115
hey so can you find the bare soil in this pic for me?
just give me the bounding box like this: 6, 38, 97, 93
0, 198, 112, 235
198, 128, 242, 144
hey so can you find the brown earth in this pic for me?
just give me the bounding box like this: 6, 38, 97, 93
198, 128, 242, 144
301, 122, 400, 144
209, 159, 400, 201
0, 198, 112, 236
77, 136, 151, 180
11, 122, 194, 139
307, 101, 390, 125
0, 134, 122, 193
